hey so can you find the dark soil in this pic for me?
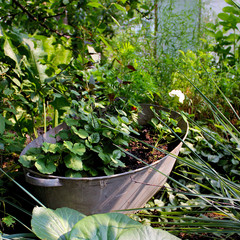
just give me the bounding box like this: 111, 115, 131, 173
116, 125, 169, 173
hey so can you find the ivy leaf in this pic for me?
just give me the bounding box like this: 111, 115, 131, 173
64, 154, 83, 171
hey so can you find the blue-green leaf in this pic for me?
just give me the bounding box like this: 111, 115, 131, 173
31, 207, 85, 240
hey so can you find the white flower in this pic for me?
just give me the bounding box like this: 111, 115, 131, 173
169, 90, 185, 104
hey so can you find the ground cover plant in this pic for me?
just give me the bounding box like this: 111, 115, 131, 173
0, 0, 240, 239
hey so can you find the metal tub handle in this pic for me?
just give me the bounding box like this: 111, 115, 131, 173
25, 172, 62, 187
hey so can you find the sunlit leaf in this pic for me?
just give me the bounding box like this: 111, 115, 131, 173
31, 207, 85, 240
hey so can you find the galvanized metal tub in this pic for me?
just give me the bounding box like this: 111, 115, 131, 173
20, 104, 188, 215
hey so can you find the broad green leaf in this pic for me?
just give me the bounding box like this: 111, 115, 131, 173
71, 126, 89, 139
23, 37, 48, 84
112, 149, 122, 160
121, 116, 129, 124
110, 158, 125, 167
71, 143, 86, 156
64, 118, 79, 127
225, 0, 236, 6
11, 77, 21, 87
69, 212, 140, 239
118, 225, 180, 240
116, 109, 127, 116
223, 6, 240, 14
103, 130, 113, 138
19, 155, 36, 168
113, 3, 126, 12
64, 154, 83, 171
31, 207, 85, 240
98, 152, 111, 163
3, 88, 14, 95
35, 156, 57, 174
63, 141, 73, 150
88, 132, 100, 143
87, 2, 104, 8
109, 116, 119, 125
3, 35, 21, 72
92, 145, 102, 153
218, 13, 230, 21
42, 142, 61, 154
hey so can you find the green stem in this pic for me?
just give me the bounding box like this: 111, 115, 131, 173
54, 108, 59, 128
43, 98, 47, 133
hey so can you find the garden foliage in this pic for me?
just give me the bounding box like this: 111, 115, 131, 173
0, 0, 240, 239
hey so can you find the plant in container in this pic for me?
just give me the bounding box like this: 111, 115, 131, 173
19, 93, 188, 215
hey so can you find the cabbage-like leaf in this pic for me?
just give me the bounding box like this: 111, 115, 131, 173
119, 225, 180, 240
31, 207, 85, 240
69, 212, 140, 239
69, 212, 179, 240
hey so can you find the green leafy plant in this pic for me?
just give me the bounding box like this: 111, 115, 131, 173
19, 97, 140, 177
150, 108, 182, 146
206, 0, 240, 67
29, 206, 179, 240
